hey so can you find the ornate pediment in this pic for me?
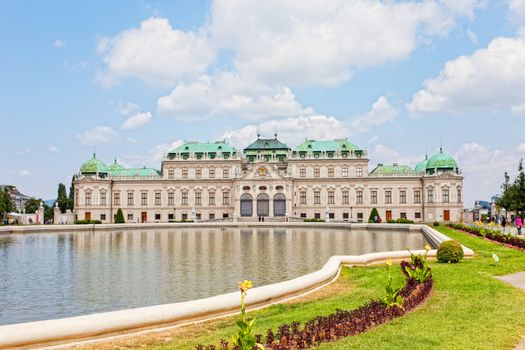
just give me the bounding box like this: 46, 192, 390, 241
240, 164, 286, 181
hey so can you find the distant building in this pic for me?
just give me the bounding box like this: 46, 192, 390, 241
0, 185, 31, 212
73, 136, 464, 223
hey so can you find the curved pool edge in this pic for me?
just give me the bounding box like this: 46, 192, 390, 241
0, 224, 472, 349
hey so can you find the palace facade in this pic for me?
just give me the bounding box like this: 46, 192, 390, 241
73, 136, 463, 223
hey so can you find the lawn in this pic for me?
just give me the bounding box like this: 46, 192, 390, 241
76, 225, 525, 350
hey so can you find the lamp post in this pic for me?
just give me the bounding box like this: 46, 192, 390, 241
350, 206, 353, 223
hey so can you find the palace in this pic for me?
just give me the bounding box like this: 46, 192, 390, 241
73, 136, 463, 223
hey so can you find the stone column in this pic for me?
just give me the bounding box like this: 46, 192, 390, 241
53, 203, 61, 224
38, 202, 45, 224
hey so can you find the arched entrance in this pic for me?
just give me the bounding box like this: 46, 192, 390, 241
240, 193, 253, 217
273, 193, 286, 216
257, 193, 269, 217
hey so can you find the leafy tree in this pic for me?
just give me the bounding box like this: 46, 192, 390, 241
56, 183, 68, 213
115, 208, 125, 223
25, 197, 41, 213
0, 187, 14, 216
497, 159, 525, 216
368, 208, 380, 222
67, 176, 75, 210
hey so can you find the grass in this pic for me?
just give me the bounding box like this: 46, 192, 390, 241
75, 225, 525, 350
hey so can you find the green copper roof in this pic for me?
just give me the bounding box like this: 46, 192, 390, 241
414, 156, 429, 173
80, 154, 109, 174
169, 141, 236, 154
109, 167, 161, 177
427, 148, 458, 170
370, 164, 414, 175
244, 136, 290, 151
295, 139, 363, 152
107, 159, 125, 172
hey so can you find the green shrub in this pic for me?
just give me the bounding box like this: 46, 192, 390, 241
74, 219, 102, 225
395, 218, 414, 224
368, 219, 374, 223
433, 221, 440, 226
303, 218, 326, 222
387, 219, 396, 223
437, 240, 464, 263
368, 208, 380, 223
115, 208, 125, 223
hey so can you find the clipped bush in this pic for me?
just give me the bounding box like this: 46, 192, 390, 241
368, 208, 380, 223
368, 219, 374, 223
303, 218, 326, 222
433, 221, 440, 226
395, 218, 414, 224
387, 219, 396, 223
437, 240, 464, 263
115, 208, 125, 223
74, 219, 102, 225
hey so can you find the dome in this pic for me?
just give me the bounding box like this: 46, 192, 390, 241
426, 148, 458, 171
80, 154, 108, 174
108, 158, 125, 172
414, 156, 428, 173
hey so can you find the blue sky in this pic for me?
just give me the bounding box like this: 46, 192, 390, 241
2, 0, 525, 207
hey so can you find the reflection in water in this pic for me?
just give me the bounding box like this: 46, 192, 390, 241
0, 227, 429, 325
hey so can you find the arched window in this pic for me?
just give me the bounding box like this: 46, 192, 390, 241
273, 193, 286, 217
257, 193, 269, 217
240, 193, 253, 217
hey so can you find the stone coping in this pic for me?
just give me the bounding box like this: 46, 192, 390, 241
0, 224, 473, 348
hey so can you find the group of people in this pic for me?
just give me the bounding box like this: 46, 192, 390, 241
489, 214, 522, 236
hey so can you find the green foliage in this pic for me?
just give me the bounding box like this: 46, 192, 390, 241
115, 208, 125, 223
395, 218, 414, 224
74, 219, 102, 224
497, 159, 525, 213
67, 176, 75, 210
368, 208, 380, 222
368, 219, 374, 223
231, 318, 263, 350
379, 261, 404, 308
437, 240, 464, 263
0, 188, 14, 215
24, 197, 41, 213
387, 219, 396, 223
433, 221, 440, 226
303, 218, 326, 222
56, 183, 68, 213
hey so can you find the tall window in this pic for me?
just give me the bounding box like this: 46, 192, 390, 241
342, 167, 348, 177
168, 169, 174, 179
300, 168, 306, 177
182, 192, 188, 205
141, 193, 147, 205
114, 192, 120, 206
356, 190, 363, 204
328, 191, 335, 204
385, 190, 392, 204
371, 190, 377, 204
209, 192, 215, 205
195, 169, 202, 179
223, 168, 229, 178
314, 191, 321, 204
400, 190, 407, 204
314, 167, 320, 177
428, 189, 434, 203
155, 192, 161, 205
195, 192, 202, 205
328, 168, 334, 177
168, 192, 174, 205
223, 191, 230, 205
457, 188, 462, 203
300, 191, 307, 204
357, 167, 363, 177
85, 192, 91, 206
182, 169, 188, 179
100, 192, 106, 206
127, 192, 134, 206
443, 189, 449, 203
342, 190, 349, 204
414, 190, 421, 204
209, 169, 215, 178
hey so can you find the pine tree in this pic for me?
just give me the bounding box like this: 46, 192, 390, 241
368, 208, 380, 222
56, 183, 68, 213
67, 176, 75, 210
115, 208, 125, 224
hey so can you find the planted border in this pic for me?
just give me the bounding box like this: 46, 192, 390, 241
448, 223, 525, 250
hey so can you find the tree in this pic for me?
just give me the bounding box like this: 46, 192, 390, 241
115, 208, 125, 223
67, 176, 75, 210
0, 187, 14, 216
24, 197, 41, 213
368, 208, 380, 222
497, 159, 525, 216
56, 183, 68, 213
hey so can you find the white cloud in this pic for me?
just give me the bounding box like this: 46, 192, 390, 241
406, 36, 525, 115
17, 170, 31, 177
122, 111, 152, 130
467, 29, 478, 44
53, 39, 66, 48
348, 96, 398, 136
115, 101, 139, 116
47, 146, 60, 153
508, 0, 525, 26
440, 0, 486, 19
370, 144, 423, 167
97, 17, 214, 86
120, 140, 184, 168
77, 126, 119, 145
517, 143, 525, 153
16, 149, 32, 155
157, 73, 312, 120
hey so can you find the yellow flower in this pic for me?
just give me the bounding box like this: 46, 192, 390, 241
386, 258, 393, 266
425, 244, 431, 251
238, 280, 253, 293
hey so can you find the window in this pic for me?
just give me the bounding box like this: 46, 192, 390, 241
314, 212, 321, 219
343, 212, 349, 220
400, 212, 407, 219
300, 191, 307, 204
223, 213, 229, 218
357, 190, 363, 204
127, 213, 133, 221
155, 192, 161, 205
85, 192, 91, 206
182, 169, 188, 179
342, 190, 349, 204
371, 191, 377, 204
114, 193, 120, 206
314, 191, 321, 204
300, 213, 307, 218
357, 167, 363, 177
209, 213, 215, 220
155, 213, 161, 221
100, 192, 106, 206
342, 167, 348, 177
242, 186, 250, 191
428, 189, 434, 203
223, 191, 230, 205
195, 192, 202, 205
209, 192, 215, 205
414, 190, 421, 204
300, 168, 306, 177
168, 192, 174, 205
195, 169, 202, 179
415, 212, 421, 219
328, 168, 334, 177
182, 213, 188, 220
443, 189, 449, 203
168, 169, 174, 179
100, 214, 106, 221
400, 190, 407, 204
385, 190, 392, 204
276, 185, 284, 191
182, 192, 188, 205
127, 192, 134, 206
223, 168, 229, 178
457, 188, 462, 203
259, 186, 267, 190
209, 169, 215, 178
196, 213, 201, 220
357, 212, 363, 221
328, 191, 335, 204
314, 167, 320, 177
329, 213, 335, 219
141, 193, 147, 205
168, 213, 174, 221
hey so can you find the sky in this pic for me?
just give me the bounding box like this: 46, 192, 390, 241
1, 0, 525, 207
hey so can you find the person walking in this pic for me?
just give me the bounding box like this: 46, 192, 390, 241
516, 216, 522, 236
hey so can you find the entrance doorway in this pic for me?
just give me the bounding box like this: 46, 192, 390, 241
386, 210, 392, 221
273, 193, 286, 216
257, 193, 269, 217
240, 193, 253, 217
85, 212, 91, 221
443, 210, 450, 221
141, 212, 147, 223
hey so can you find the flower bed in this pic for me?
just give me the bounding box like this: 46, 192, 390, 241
448, 223, 525, 250
196, 261, 433, 350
